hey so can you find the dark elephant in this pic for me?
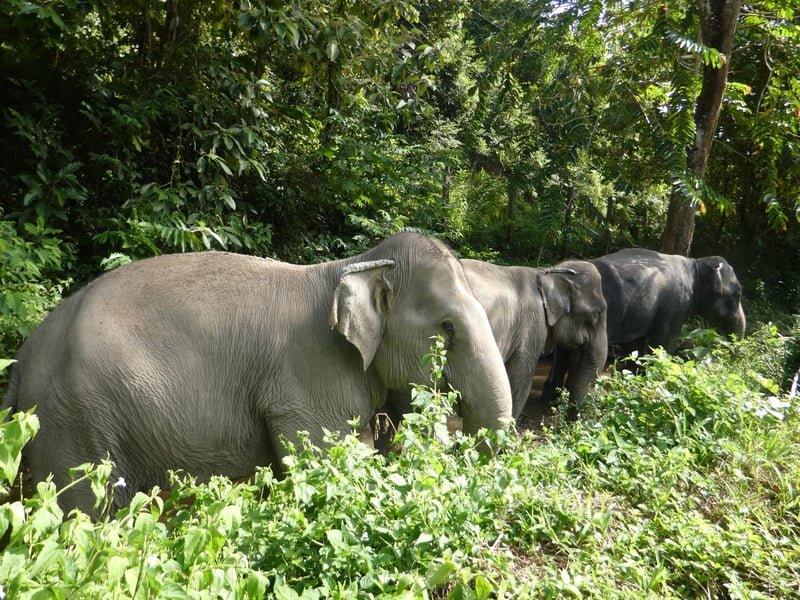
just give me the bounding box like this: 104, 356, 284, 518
543, 248, 746, 405
2, 232, 513, 515
377, 258, 607, 433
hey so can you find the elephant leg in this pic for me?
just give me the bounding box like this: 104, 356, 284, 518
27, 440, 96, 516
563, 350, 589, 423
542, 348, 570, 407
607, 338, 650, 374
504, 352, 537, 419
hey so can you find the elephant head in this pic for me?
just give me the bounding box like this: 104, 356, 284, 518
330, 233, 513, 435
695, 257, 746, 339
537, 262, 608, 419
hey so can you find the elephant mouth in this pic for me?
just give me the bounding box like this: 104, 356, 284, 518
709, 315, 744, 337
564, 337, 587, 350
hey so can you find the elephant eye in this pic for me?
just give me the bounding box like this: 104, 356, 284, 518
441, 319, 456, 348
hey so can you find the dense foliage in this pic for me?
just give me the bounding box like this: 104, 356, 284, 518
2, 0, 799, 266
2, 329, 799, 597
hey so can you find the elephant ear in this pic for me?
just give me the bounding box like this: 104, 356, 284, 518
538, 268, 577, 327
329, 259, 395, 370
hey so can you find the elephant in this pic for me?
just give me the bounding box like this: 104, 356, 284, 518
1, 232, 513, 515
543, 247, 746, 405
377, 258, 607, 432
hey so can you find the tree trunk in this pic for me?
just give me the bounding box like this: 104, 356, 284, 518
560, 186, 574, 260
507, 184, 516, 252
660, 0, 742, 256
604, 194, 614, 251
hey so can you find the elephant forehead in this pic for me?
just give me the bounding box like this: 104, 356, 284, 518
385, 258, 490, 325
401, 289, 482, 321
426, 256, 470, 282
422, 275, 482, 309
402, 260, 468, 296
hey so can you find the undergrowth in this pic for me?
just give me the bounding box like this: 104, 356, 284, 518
1, 327, 799, 598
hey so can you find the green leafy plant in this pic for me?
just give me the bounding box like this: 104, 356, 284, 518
0, 407, 38, 499
0, 219, 70, 363
2, 331, 798, 598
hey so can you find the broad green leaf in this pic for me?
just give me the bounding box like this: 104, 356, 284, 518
182, 527, 212, 566
426, 559, 457, 587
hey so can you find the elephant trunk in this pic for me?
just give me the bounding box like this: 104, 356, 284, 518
709, 301, 746, 340
731, 303, 746, 339
459, 378, 513, 436
565, 313, 608, 421
454, 339, 513, 436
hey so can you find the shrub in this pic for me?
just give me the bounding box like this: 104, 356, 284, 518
0, 220, 70, 373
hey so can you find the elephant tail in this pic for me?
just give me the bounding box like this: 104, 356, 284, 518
1, 361, 20, 421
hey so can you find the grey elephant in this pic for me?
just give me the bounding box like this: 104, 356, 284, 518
2, 232, 513, 515
378, 258, 607, 430
543, 247, 746, 405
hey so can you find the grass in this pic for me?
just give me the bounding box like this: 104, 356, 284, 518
1, 326, 799, 598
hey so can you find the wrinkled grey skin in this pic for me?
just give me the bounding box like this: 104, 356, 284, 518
381, 258, 607, 426
2, 232, 512, 515
543, 248, 746, 405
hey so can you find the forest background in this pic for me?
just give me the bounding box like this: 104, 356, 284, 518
1, 0, 800, 353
